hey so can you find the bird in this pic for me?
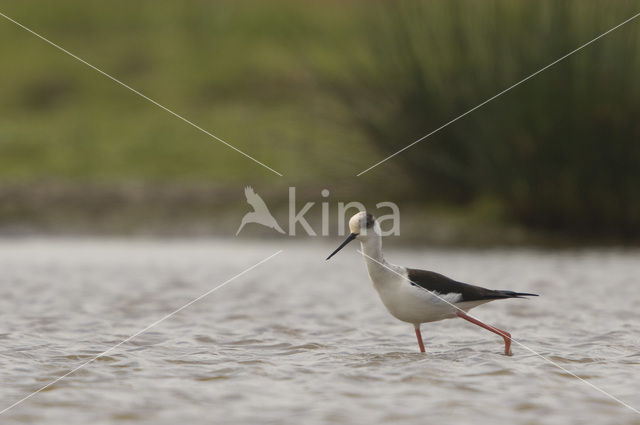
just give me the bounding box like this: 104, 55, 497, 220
236, 186, 285, 236
326, 211, 538, 355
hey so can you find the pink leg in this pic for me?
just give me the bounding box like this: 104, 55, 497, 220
414, 324, 426, 353
456, 311, 512, 356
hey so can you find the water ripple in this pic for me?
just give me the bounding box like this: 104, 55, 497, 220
0, 239, 639, 424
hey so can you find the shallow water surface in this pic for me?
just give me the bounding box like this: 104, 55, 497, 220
0, 238, 639, 424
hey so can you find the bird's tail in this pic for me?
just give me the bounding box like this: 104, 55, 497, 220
496, 290, 539, 299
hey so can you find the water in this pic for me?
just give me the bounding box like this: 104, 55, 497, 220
0, 238, 639, 425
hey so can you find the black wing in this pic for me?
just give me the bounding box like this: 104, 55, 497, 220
407, 268, 538, 302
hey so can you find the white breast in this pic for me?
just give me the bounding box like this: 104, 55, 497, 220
368, 266, 462, 325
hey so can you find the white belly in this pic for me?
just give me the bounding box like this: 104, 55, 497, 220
363, 257, 492, 325
374, 282, 491, 325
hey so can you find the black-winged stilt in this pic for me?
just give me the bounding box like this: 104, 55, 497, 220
326, 212, 538, 355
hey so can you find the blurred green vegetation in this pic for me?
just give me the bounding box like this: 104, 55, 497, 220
1, 0, 639, 241
0, 0, 373, 185
338, 1, 640, 239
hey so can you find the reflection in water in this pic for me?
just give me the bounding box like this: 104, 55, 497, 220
0, 239, 638, 424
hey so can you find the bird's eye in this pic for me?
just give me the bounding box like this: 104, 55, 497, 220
365, 213, 375, 228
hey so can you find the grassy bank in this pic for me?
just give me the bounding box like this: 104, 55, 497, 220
1, 1, 639, 242
334, 0, 640, 239
0, 1, 382, 184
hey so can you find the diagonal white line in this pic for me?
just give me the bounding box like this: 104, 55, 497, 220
357, 249, 640, 415
356, 10, 640, 176
0, 250, 283, 416
0, 11, 283, 177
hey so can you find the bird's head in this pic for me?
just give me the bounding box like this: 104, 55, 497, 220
348, 211, 377, 237
326, 212, 379, 260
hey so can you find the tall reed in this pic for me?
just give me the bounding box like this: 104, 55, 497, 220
339, 0, 640, 238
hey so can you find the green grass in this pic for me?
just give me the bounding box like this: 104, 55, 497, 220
0, 1, 383, 186
335, 0, 640, 238
1, 0, 639, 239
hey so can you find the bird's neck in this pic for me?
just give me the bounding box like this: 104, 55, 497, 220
360, 235, 395, 281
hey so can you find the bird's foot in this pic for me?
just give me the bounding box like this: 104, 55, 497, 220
503, 331, 512, 356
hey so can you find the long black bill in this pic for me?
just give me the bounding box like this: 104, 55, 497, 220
326, 233, 358, 260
